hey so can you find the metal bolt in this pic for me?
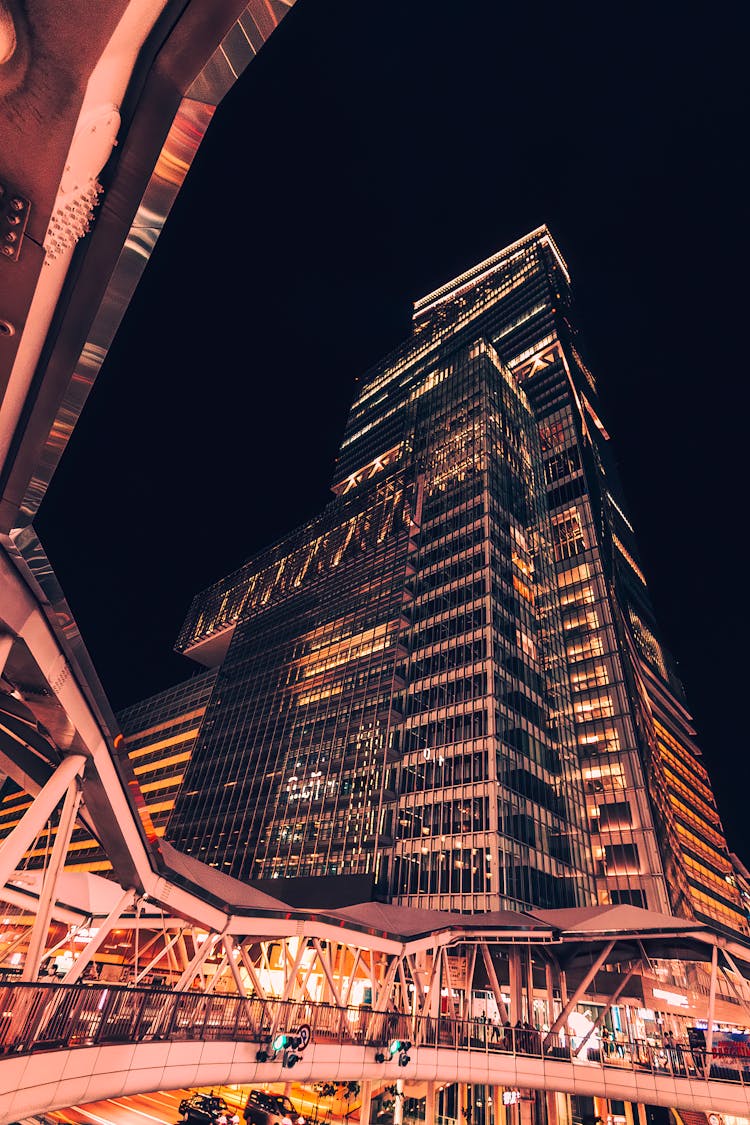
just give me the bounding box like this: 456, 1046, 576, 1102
9, 197, 24, 211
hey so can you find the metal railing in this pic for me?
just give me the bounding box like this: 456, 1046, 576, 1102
0, 981, 748, 1090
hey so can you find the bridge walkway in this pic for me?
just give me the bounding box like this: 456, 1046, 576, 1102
2, 984, 750, 1123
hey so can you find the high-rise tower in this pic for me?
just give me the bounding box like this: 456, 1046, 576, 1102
163, 226, 745, 932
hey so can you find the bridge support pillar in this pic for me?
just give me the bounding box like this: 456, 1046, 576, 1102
393, 1078, 404, 1125
492, 1086, 504, 1125
360, 1080, 373, 1125
544, 1091, 559, 1125
424, 1081, 436, 1125
459, 1082, 469, 1125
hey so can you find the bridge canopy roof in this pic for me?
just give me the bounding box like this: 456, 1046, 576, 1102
532, 903, 702, 935
328, 901, 550, 940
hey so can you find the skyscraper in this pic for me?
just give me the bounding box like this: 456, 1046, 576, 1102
158, 227, 744, 931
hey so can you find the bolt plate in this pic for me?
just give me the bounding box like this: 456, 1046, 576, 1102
0, 181, 31, 263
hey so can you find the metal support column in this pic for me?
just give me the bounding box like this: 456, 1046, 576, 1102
393, 1079, 404, 1125
360, 1081, 373, 1125
705, 941, 718, 1076
425, 1082, 436, 1125
508, 947, 522, 1021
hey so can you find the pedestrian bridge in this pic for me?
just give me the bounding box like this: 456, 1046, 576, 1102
2, 985, 750, 1124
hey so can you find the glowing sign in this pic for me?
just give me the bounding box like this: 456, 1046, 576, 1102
653, 987, 688, 1008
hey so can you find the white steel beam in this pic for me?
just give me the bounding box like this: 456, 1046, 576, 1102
0, 753, 85, 891
21, 776, 82, 980
544, 941, 615, 1047
61, 886, 136, 984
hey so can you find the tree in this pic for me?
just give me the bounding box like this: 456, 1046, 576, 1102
313, 1082, 361, 1118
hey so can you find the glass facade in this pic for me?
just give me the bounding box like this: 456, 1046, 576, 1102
162, 226, 744, 929
115, 669, 219, 842
169, 472, 418, 887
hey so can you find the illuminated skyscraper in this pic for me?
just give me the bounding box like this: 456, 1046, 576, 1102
163, 226, 745, 931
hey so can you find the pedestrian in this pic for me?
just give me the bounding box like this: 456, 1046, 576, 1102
503, 1020, 513, 1051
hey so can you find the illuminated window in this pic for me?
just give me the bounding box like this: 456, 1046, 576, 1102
551, 508, 586, 560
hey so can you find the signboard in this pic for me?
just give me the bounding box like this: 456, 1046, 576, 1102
446, 956, 468, 992
713, 1031, 750, 1059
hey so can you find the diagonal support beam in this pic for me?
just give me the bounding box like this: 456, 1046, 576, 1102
417, 947, 442, 1020
299, 945, 319, 1002
134, 929, 184, 986
343, 949, 362, 1005
175, 929, 222, 991
373, 956, 400, 1010
61, 886, 136, 984
237, 940, 267, 1000
480, 942, 509, 1023
543, 940, 615, 1048
464, 945, 477, 1020
0, 753, 85, 890
206, 953, 228, 993
21, 776, 82, 981
312, 937, 342, 1005
719, 949, 750, 1022
397, 956, 411, 1014
223, 935, 248, 995
281, 938, 310, 1002
574, 964, 639, 1057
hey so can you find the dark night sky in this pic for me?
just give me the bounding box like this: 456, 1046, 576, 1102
35, 2, 750, 859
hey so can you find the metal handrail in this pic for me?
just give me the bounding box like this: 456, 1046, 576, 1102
0, 982, 747, 1089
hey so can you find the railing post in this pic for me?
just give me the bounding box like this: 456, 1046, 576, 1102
706, 942, 718, 1078
93, 985, 120, 1045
